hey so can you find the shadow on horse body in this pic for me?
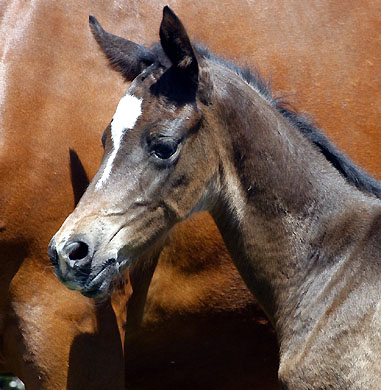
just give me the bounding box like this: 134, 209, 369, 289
50, 7, 381, 389
1, 1, 380, 389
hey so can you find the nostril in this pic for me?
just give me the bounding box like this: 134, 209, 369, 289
66, 241, 89, 261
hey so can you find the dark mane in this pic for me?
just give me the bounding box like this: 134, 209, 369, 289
180, 43, 381, 199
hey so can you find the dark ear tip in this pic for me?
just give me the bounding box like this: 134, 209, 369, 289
89, 15, 101, 30
162, 6, 177, 21
89, 15, 104, 38
163, 5, 172, 14
89, 14, 96, 25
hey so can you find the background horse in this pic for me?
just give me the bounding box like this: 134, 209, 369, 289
1, 0, 380, 389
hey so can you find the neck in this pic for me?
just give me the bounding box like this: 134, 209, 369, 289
200, 61, 381, 388
207, 65, 376, 336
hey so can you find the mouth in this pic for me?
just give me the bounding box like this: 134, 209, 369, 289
81, 263, 117, 298
54, 256, 134, 299
82, 257, 134, 298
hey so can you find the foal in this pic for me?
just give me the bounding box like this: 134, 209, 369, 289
49, 7, 381, 389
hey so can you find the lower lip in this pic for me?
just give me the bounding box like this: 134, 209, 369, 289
80, 257, 134, 298
81, 288, 104, 298
81, 290, 105, 298
84, 265, 113, 289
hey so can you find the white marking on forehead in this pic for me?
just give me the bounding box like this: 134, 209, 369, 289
111, 94, 143, 140
96, 94, 143, 190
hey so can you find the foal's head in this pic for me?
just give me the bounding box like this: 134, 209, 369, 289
49, 7, 222, 297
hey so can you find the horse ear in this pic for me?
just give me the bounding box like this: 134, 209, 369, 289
159, 6, 198, 84
89, 15, 156, 81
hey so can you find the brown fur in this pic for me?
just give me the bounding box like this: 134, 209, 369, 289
1, 1, 380, 388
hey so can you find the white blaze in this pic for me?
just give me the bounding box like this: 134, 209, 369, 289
96, 94, 143, 190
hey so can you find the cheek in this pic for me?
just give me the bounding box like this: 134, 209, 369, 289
171, 139, 217, 213
162, 164, 206, 212
140, 168, 168, 198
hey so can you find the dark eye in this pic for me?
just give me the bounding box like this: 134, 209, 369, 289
150, 139, 180, 160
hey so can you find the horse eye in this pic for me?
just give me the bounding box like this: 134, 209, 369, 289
152, 140, 178, 159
